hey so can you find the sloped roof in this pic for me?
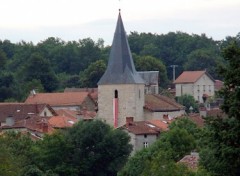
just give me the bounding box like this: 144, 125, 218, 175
64, 87, 98, 103
121, 121, 160, 135
147, 119, 169, 131
25, 92, 90, 106
138, 71, 159, 85
174, 71, 214, 84
98, 11, 144, 85
48, 116, 77, 128
0, 103, 56, 122
2, 115, 55, 134
144, 94, 185, 112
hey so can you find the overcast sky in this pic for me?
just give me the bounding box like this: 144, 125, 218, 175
0, 0, 239, 45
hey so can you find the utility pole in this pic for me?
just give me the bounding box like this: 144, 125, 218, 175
170, 65, 178, 82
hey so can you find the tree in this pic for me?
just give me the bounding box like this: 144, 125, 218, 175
23, 53, 59, 92
79, 60, 106, 87
30, 120, 132, 176
66, 120, 132, 176
134, 55, 169, 88
176, 94, 198, 113
200, 41, 240, 176
184, 49, 224, 79
0, 49, 7, 69
119, 127, 196, 176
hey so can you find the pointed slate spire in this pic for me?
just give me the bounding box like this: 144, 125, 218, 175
98, 11, 144, 85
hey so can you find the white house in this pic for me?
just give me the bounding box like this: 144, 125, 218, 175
174, 71, 215, 103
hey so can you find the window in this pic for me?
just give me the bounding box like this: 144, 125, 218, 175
144, 134, 147, 138
143, 142, 148, 148
44, 112, 47, 116
139, 89, 141, 99
203, 85, 206, 92
114, 90, 118, 98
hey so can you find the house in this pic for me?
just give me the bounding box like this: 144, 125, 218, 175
0, 103, 56, 126
138, 71, 159, 94
174, 71, 215, 103
120, 117, 161, 153
144, 94, 185, 120
0, 115, 55, 138
25, 92, 96, 111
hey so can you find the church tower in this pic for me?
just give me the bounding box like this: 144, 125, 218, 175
98, 11, 145, 128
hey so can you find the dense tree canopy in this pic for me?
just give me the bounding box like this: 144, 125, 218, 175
200, 41, 240, 176
0, 32, 239, 101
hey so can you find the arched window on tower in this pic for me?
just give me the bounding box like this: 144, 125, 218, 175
115, 90, 118, 98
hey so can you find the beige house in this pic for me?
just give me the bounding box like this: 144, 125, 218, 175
174, 71, 215, 103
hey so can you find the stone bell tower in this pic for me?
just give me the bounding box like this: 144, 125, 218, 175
97, 11, 145, 128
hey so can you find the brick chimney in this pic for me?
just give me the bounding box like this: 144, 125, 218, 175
126, 117, 134, 127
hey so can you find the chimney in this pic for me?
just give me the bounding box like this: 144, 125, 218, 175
126, 117, 134, 127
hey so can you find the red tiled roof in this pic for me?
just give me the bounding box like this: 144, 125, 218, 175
121, 121, 161, 135
144, 94, 185, 112
174, 71, 207, 83
3, 115, 55, 134
25, 92, 90, 106
215, 80, 224, 91
179, 152, 199, 170
64, 88, 98, 102
0, 103, 56, 122
147, 119, 169, 131
183, 114, 205, 127
48, 116, 77, 128
55, 109, 77, 119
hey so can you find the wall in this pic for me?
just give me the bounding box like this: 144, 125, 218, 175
144, 109, 186, 120
98, 84, 145, 127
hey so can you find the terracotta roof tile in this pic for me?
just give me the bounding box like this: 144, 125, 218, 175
147, 119, 169, 131
144, 94, 185, 112
179, 152, 199, 170
25, 92, 89, 106
174, 71, 206, 83
121, 121, 161, 135
48, 116, 77, 128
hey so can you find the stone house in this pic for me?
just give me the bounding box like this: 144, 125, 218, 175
174, 71, 215, 103
120, 117, 161, 153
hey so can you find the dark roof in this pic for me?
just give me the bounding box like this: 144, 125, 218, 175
144, 94, 185, 112
138, 71, 159, 85
0, 103, 56, 122
98, 11, 144, 85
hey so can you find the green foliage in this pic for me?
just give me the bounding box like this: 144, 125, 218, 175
119, 125, 197, 176
200, 41, 240, 176
134, 55, 169, 87
27, 120, 132, 176
80, 59, 106, 87
0, 32, 234, 101
23, 52, 59, 92
184, 49, 224, 79
176, 94, 198, 113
